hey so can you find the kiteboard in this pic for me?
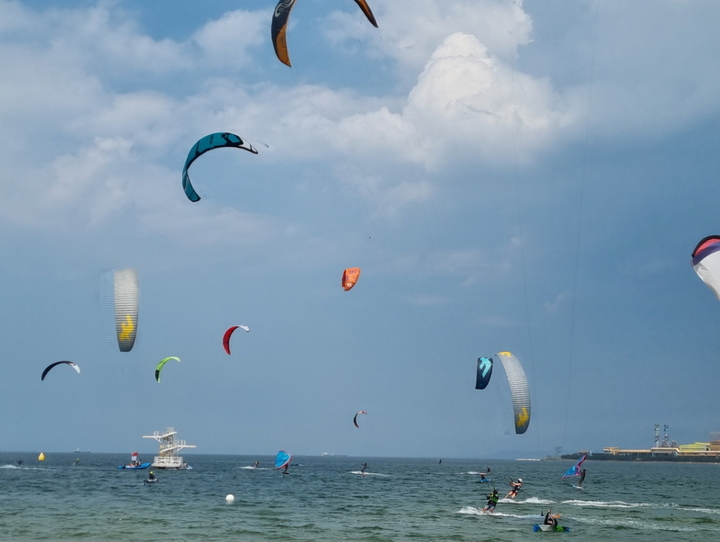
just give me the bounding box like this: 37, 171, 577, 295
118, 462, 151, 470
143, 478, 159, 484
477, 478, 492, 483
572, 485, 584, 490
533, 524, 570, 532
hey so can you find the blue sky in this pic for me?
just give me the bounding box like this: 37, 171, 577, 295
1, 0, 720, 459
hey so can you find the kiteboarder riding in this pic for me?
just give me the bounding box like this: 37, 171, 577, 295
482, 489, 499, 514
505, 478, 522, 499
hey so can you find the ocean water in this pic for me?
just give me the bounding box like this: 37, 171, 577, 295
0, 453, 718, 541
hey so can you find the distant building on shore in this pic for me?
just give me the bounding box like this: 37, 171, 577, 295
562, 425, 720, 462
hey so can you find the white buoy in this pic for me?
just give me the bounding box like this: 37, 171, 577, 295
225, 494, 235, 503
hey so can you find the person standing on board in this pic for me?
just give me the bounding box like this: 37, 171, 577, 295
505, 478, 522, 499
482, 489, 499, 514
578, 468, 586, 487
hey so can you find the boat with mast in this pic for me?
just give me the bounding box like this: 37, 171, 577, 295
142, 427, 196, 469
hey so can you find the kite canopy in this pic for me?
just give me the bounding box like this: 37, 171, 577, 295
155, 357, 181, 383
496, 352, 531, 435
41, 361, 80, 381
692, 235, 720, 300
342, 267, 361, 291
562, 455, 586, 480
475, 357, 493, 390
114, 268, 139, 352
353, 410, 367, 428
223, 325, 250, 355
271, 0, 378, 67
275, 450, 292, 469
182, 132, 258, 202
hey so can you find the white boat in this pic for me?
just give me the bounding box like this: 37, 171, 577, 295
142, 427, 196, 469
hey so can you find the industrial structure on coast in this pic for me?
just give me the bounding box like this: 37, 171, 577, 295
562, 424, 720, 462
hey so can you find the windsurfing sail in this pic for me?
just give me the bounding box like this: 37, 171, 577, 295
353, 410, 367, 428
692, 235, 720, 300
155, 356, 181, 382
275, 450, 292, 470
342, 267, 361, 291
561, 455, 587, 480
223, 325, 250, 355
496, 352, 531, 434
114, 268, 139, 352
271, 0, 378, 67
41, 361, 81, 381
475, 357, 493, 390
182, 132, 258, 202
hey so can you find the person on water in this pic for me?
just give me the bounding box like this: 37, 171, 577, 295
253, 461, 260, 469
147, 471, 156, 481
544, 509, 558, 527
505, 478, 522, 499
486, 466, 491, 473
479, 472, 487, 481
578, 468, 586, 487
482, 489, 499, 514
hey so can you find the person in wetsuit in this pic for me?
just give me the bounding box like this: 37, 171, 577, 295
578, 468, 586, 487
544, 509, 558, 527
505, 478, 522, 498
482, 489, 499, 513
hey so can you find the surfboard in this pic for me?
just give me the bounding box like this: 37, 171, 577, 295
533, 524, 570, 532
